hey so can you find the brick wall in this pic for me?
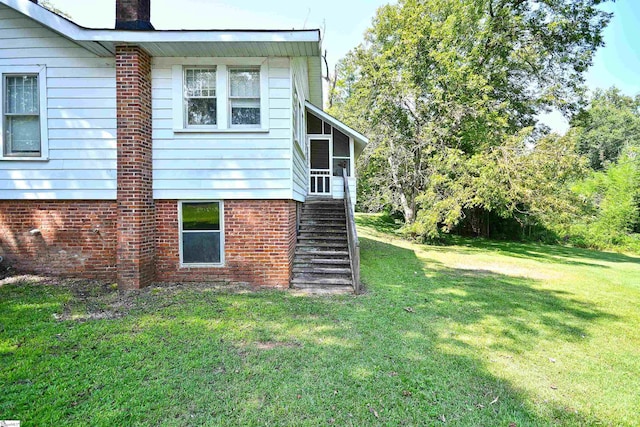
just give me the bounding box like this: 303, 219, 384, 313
116, 45, 154, 289
0, 201, 117, 280
156, 200, 298, 287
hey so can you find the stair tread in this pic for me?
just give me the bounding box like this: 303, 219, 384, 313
294, 258, 350, 264
293, 266, 352, 273
295, 249, 349, 254
291, 277, 352, 285
290, 284, 354, 294
298, 233, 347, 241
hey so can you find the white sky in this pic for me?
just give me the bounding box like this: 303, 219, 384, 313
45, 0, 639, 134
46, 0, 386, 73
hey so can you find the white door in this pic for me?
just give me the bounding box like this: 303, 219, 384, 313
308, 137, 332, 196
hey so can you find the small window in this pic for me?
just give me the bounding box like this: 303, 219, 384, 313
293, 87, 305, 151
229, 67, 260, 126
4, 74, 40, 157
180, 201, 223, 265
306, 111, 322, 134
323, 121, 332, 135
184, 68, 217, 127
333, 129, 351, 177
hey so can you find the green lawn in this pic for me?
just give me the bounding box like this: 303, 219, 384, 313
1, 214, 639, 426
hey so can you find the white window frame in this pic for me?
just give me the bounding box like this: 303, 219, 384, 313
183, 67, 218, 129
178, 200, 225, 267
0, 65, 48, 161
292, 86, 305, 153
172, 58, 269, 133
228, 66, 261, 128
333, 130, 352, 177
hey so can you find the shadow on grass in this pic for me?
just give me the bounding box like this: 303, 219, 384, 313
0, 241, 622, 427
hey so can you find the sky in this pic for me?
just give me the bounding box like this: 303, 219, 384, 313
46, 0, 640, 133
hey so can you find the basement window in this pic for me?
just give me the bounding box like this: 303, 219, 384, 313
179, 201, 224, 266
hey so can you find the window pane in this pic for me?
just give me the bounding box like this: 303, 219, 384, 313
6, 75, 38, 114
307, 112, 322, 134
333, 159, 350, 177
185, 68, 216, 97
6, 116, 40, 154
310, 139, 330, 169
229, 68, 260, 97
183, 232, 221, 264
323, 121, 332, 135
182, 202, 220, 230
187, 98, 217, 125
333, 129, 350, 156
231, 99, 260, 125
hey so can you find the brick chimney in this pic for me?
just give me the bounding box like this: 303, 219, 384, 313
116, 0, 154, 30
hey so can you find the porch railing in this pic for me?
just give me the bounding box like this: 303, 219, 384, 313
309, 169, 331, 195
342, 168, 361, 294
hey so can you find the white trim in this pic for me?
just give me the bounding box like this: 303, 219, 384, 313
0, 65, 48, 161
349, 136, 355, 178
171, 59, 269, 133
217, 65, 228, 129
178, 200, 225, 268
307, 135, 332, 196
172, 128, 269, 134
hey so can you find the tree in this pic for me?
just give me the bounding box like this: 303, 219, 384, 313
571, 146, 640, 248
332, 0, 612, 234
572, 87, 640, 170
413, 129, 587, 238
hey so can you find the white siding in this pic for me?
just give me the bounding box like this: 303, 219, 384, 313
291, 57, 309, 202
307, 56, 323, 107
332, 177, 357, 207
152, 56, 294, 199
0, 4, 116, 200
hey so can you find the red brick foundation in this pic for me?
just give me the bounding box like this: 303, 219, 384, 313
156, 200, 298, 287
0, 201, 117, 280
0, 199, 298, 287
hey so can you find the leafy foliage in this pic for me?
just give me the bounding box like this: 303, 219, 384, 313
568, 147, 640, 251
332, 0, 612, 240
572, 87, 640, 170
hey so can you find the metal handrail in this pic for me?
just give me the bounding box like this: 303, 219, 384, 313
342, 168, 361, 294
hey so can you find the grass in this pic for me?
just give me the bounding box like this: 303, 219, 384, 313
1, 213, 639, 426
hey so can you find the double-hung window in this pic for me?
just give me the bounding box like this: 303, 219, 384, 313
179, 201, 224, 266
173, 61, 267, 132
2, 67, 48, 160
229, 67, 260, 126
292, 86, 304, 152
184, 67, 217, 127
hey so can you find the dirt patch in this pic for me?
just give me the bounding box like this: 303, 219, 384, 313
1, 274, 287, 322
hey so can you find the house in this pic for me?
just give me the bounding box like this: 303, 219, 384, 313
0, 0, 367, 291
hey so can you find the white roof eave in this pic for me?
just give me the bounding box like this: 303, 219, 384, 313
305, 101, 369, 151
0, 0, 321, 51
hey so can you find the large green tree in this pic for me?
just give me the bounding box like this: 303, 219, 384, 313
572, 87, 640, 170
332, 0, 612, 235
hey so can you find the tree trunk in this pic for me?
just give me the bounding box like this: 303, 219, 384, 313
387, 152, 415, 224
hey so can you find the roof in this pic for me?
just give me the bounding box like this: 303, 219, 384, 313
305, 101, 369, 156
0, 0, 321, 57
